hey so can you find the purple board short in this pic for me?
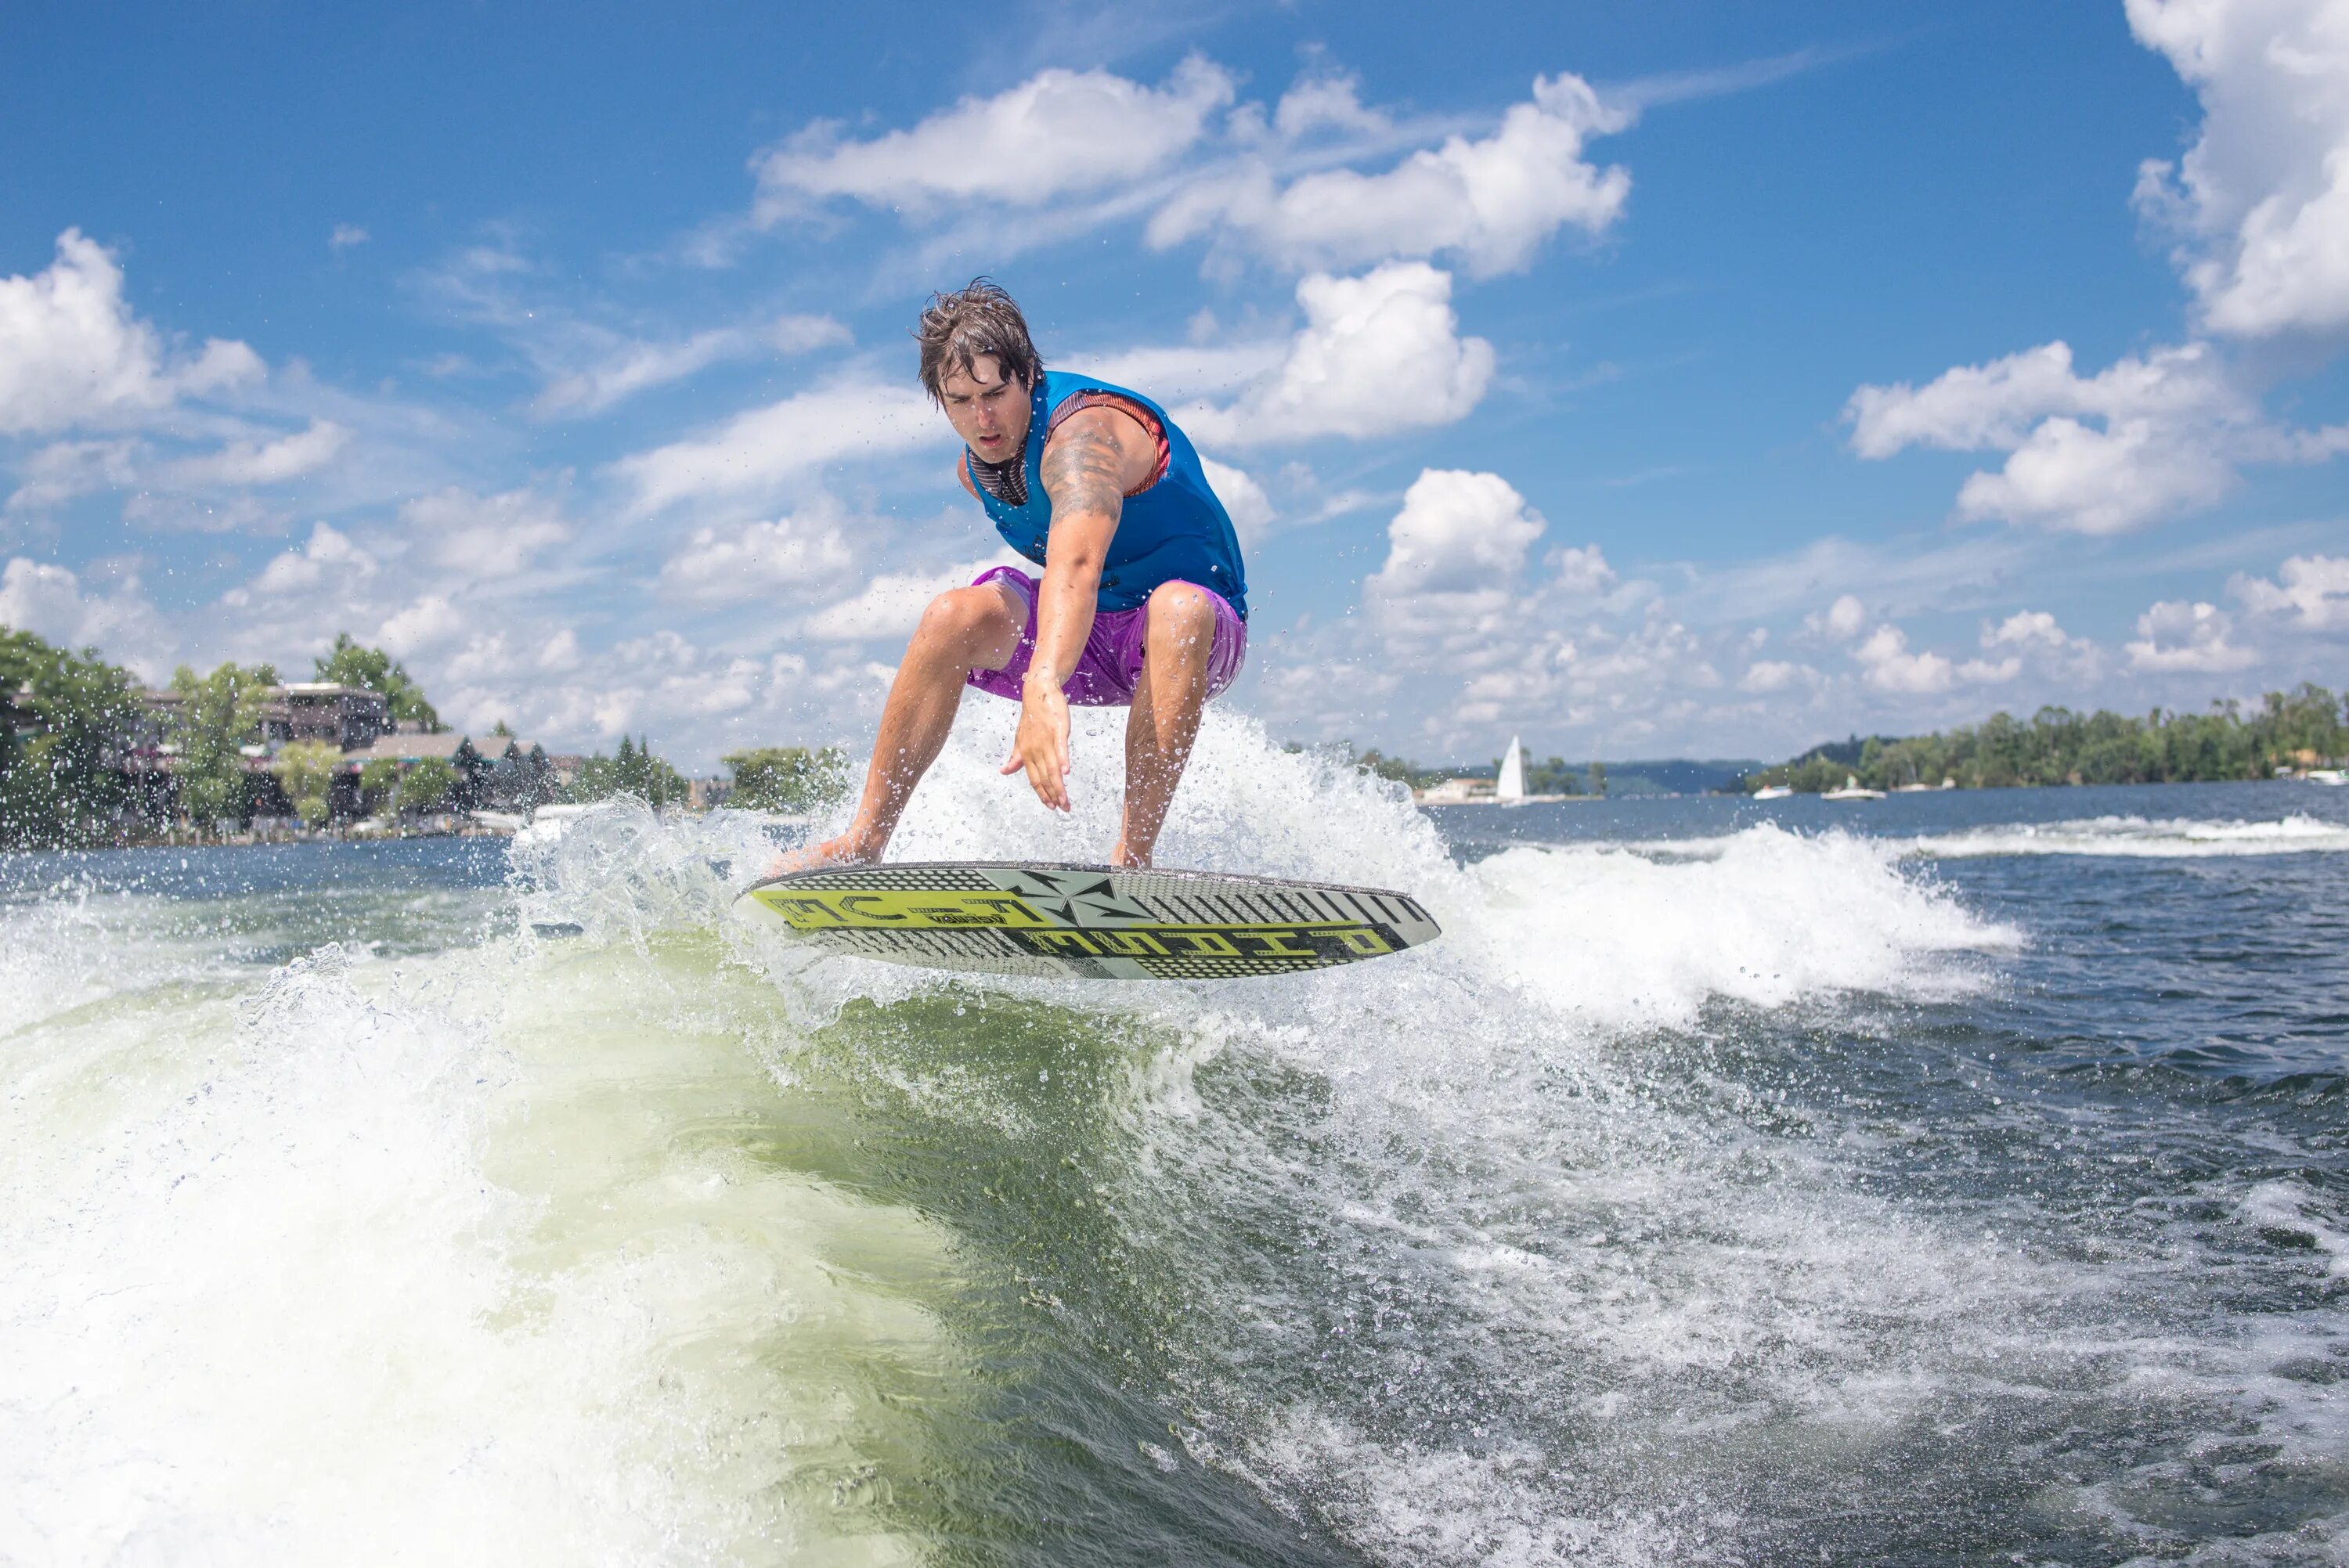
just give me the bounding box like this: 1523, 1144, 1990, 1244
965, 565, 1248, 708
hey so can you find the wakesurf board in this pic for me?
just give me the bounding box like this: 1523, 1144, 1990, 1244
733, 861, 1440, 981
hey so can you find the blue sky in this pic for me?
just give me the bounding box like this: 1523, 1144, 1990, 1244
4, 0, 2345, 768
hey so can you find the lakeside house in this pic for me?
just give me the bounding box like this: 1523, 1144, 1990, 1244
1413, 777, 1499, 804
14, 676, 756, 835
114, 682, 560, 824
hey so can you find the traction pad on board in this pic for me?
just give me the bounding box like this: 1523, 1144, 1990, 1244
733, 861, 1440, 980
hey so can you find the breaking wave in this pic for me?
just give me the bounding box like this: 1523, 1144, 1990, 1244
5, 712, 2340, 1563
1898, 812, 2349, 859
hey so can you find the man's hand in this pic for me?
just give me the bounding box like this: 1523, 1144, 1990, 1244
1002, 670, 1073, 809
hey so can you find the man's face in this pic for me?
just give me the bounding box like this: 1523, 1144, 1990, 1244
938, 355, 1030, 463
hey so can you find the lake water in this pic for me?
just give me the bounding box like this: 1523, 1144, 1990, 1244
4, 712, 2344, 1565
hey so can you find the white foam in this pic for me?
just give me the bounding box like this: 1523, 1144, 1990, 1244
406, 728, 2347, 1561
507, 795, 763, 944
0, 879, 247, 1038
14, 719, 2333, 1563
0, 930, 954, 1563
1899, 812, 2349, 859
2240, 1180, 2349, 1280
1460, 825, 2017, 1029
733, 712, 2011, 1036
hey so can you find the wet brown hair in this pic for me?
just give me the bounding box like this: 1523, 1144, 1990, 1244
914, 278, 1042, 402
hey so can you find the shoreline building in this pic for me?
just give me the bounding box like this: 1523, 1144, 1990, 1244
119, 683, 557, 825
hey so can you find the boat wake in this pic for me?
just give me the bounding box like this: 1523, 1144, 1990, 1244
1899, 811, 2349, 859
4, 712, 2340, 1564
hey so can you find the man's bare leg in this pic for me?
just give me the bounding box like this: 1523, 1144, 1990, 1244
775, 581, 1025, 871
1113, 582, 1217, 868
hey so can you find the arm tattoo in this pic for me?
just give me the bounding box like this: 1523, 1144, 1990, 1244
1041, 418, 1127, 521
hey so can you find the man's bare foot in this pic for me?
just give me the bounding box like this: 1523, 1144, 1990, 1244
1111, 840, 1153, 870
760, 834, 882, 881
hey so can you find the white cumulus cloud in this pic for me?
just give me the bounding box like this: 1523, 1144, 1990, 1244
659, 506, 861, 604
800, 555, 1019, 642
1982, 608, 2073, 652
1149, 71, 1631, 276
2128, 0, 2349, 337
1181, 263, 1493, 446
1853, 622, 1956, 694
612, 381, 947, 514
1364, 468, 1558, 651
6, 438, 139, 510
1805, 593, 1869, 641
1198, 457, 1275, 543
1737, 659, 1813, 694
0, 229, 262, 435
2125, 597, 2258, 672
1368, 468, 1546, 600
377, 593, 465, 657
1842, 340, 2340, 533
752, 57, 1233, 220
1846, 6, 2349, 535
2232, 552, 2349, 629
166, 420, 351, 488
397, 486, 573, 578
247, 521, 377, 597
0, 556, 168, 670
1543, 542, 1618, 597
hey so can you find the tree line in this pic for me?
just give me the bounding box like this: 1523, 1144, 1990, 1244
1740, 684, 2347, 794
2, 622, 847, 849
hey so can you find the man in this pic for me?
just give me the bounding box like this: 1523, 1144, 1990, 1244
791, 279, 1249, 870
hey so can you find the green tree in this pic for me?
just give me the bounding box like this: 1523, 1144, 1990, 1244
1526, 756, 1581, 795
359, 757, 401, 816
1745, 686, 2349, 792
0, 628, 143, 847
571, 734, 687, 807
1586, 762, 1607, 797
723, 745, 846, 811
313, 633, 441, 730
269, 740, 344, 826
1344, 746, 1445, 790
396, 755, 460, 815
170, 661, 276, 829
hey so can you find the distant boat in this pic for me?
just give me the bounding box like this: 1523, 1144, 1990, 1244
1496, 735, 1527, 804
1410, 735, 1580, 806
2308, 769, 2348, 786
1822, 773, 1886, 801
1752, 784, 1794, 800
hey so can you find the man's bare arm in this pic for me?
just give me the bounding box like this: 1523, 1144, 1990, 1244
1001, 406, 1157, 808
1030, 406, 1157, 680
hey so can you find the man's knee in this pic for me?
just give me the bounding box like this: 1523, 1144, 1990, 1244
1146, 582, 1217, 653
916, 584, 1014, 644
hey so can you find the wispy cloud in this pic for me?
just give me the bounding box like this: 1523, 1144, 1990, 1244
1599, 43, 1871, 114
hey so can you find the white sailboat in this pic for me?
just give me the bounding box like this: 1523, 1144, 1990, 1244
1496, 735, 1528, 805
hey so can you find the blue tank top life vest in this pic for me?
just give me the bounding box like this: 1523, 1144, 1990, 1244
965, 369, 1248, 620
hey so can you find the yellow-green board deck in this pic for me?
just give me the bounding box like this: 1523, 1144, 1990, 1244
733, 862, 1441, 980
